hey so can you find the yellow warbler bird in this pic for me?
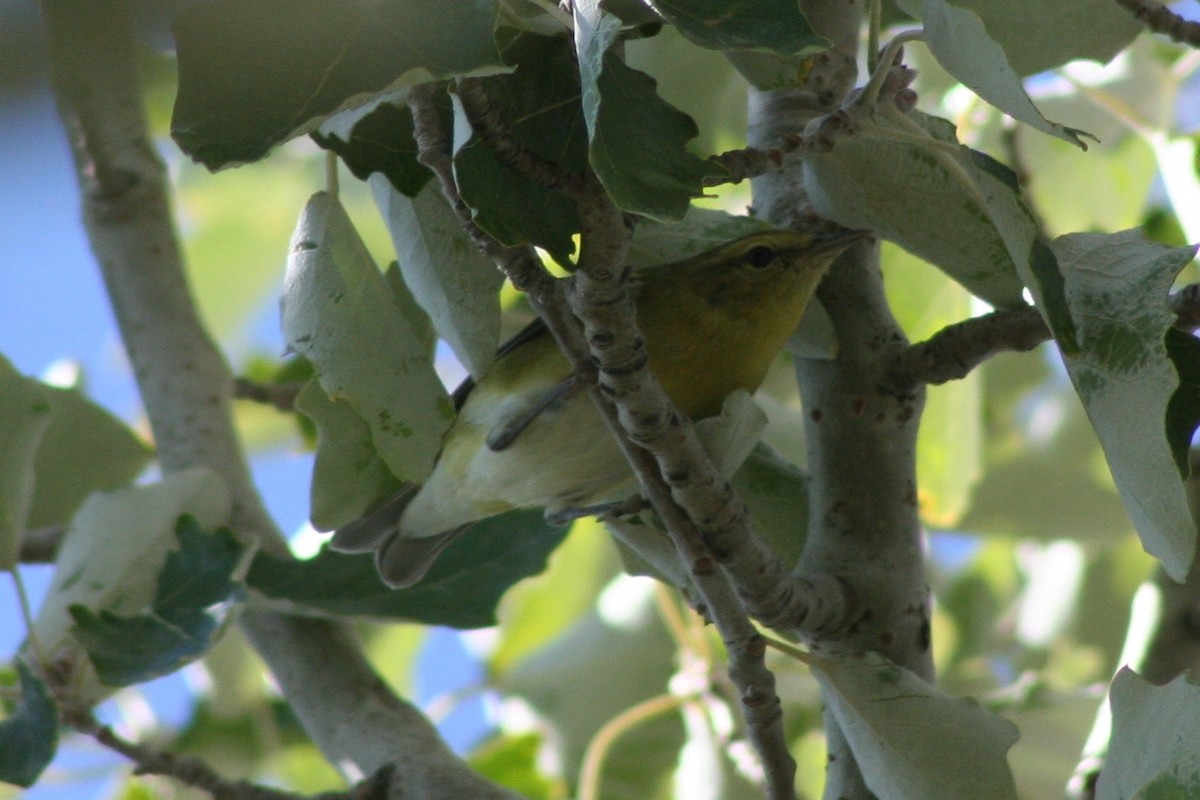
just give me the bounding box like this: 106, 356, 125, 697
331, 228, 866, 587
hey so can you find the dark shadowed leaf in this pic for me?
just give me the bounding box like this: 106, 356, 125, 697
651, 0, 824, 53
172, 0, 504, 168
247, 509, 567, 629
575, 5, 724, 220
312, 101, 434, 198
0, 660, 58, 788
454, 34, 588, 263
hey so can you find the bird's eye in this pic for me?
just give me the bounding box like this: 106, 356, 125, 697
745, 244, 776, 268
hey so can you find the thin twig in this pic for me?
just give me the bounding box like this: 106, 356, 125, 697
77, 716, 392, 800
1112, 0, 1200, 46
232, 377, 304, 411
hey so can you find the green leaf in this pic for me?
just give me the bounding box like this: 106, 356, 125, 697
372, 179, 505, 377
282, 192, 453, 485
0, 660, 59, 788
0, 356, 51, 569
247, 509, 567, 629
489, 519, 615, 676
27, 384, 152, 532
295, 379, 401, 532
1054, 231, 1199, 581
627, 207, 773, 265
171, 0, 506, 168
1096, 668, 1200, 800
899, 0, 1142, 77
731, 443, 809, 569
802, 111, 1029, 309
812, 652, 1019, 800
574, 2, 724, 220
31, 468, 232, 707
470, 732, 564, 800
453, 34, 588, 263
920, 0, 1093, 148
69, 516, 245, 687
313, 100, 434, 198
649, 0, 825, 54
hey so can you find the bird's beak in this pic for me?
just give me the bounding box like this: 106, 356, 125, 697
810, 228, 872, 257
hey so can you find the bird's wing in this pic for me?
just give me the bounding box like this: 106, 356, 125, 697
484, 372, 583, 451
451, 315, 550, 410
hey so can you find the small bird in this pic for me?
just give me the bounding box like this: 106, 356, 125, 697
331, 227, 866, 587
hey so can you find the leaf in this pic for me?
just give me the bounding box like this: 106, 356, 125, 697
730, 443, 809, 569
1053, 231, 1200, 581
470, 733, 565, 800
69, 517, 246, 688
282, 192, 454, 485
313, 98, 434, 198
812, 652, 1019, 800
626, 208, 773, 266
295, 378, 401, 532
0, 355, 51, 569
920, 0, 1093, 148
489, 518, 615, 676
574, 1, 724, 220
802, 110, 1028, 309
371, 178, 505, 377
899, 0, 1142, 77
1095, 668, 1200, 800
247, 509, 567, 629
31, 468, 232, 707
0, 660, 58, 788
453, 33, 588, 263
648, 0, 825, 54
27, 384, 152, 531
171, 0, 506, 169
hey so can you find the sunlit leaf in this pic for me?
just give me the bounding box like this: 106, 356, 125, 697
1054, 231, 1200, 580
1096, 668, 1200, 800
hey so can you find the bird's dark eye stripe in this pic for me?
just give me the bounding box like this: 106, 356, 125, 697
745, 244, 776, 268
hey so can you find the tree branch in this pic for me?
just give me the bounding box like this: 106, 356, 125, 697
889, 284, 1200, 391
749, 2, 931, 795
43, 4, 519, 798
1112, 0, 1200, 47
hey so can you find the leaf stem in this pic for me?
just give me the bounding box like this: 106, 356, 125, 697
577, 693, 684, 800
